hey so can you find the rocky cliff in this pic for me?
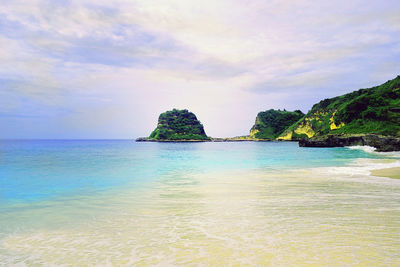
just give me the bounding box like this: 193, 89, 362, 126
147, 109, 210, 141
249, 109, 304, 140
278, 75, 400, 140
299, 134, 400, 152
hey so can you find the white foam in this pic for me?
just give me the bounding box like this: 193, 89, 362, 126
347, 145, 376, 153
306, 157, 400, 185
347, 145, 400, 158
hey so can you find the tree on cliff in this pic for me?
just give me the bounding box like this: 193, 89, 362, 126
149, 109, 210, 140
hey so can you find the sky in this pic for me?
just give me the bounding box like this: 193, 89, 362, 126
1, 0, 400, 139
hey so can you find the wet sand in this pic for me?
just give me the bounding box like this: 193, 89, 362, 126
371, 167, 400, 179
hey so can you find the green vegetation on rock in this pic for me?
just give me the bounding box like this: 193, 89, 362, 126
279, 75, 400, 140
149, 109, 210, 140
139, 75, 400, 143
250, 109, 304, 139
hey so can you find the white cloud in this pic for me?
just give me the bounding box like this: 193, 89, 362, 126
1, 0, 400, 138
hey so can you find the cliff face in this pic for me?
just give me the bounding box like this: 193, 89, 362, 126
249, 109, 304, 140
149, 109, 210, 140
279, 76, 400, 140
299, 134, 400, 152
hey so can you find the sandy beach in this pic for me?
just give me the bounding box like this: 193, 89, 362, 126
371, 167, 400, 179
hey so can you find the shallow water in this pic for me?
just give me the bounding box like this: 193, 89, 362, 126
0, 140, 399, 265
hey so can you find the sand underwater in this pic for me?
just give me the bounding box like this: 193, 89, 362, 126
0, 140, 399, 266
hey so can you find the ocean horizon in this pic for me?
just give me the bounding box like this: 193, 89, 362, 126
1, 140, 399, 265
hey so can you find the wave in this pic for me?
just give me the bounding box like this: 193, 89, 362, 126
347, 145, 400, 158
347, 145, 376, 153
305, 157, 400, 185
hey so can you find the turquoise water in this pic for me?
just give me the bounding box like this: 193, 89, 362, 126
1, 140, 399, 265
0, 140, 385, 203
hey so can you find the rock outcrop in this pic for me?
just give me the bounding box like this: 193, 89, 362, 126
249, 109, 304, 140
144, 109, 210, 141
299, 134, 400, 152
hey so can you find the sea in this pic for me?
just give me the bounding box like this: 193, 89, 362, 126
0, 140, 399, 266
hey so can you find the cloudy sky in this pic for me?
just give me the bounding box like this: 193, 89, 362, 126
1, 0, 400, 138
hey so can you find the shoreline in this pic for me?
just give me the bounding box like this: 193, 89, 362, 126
135, 138, 208, 142
135, 137, 272, 142
136, 134, 400, 151
299, 134, 400, 152
3, 154, 400, 266
371, 167, 400, 179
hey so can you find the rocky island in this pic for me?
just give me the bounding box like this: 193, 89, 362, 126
136, 109, 211, 142
136, 108, 275, 142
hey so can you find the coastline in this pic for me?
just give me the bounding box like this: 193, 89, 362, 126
135, 136, 400, 180
136, 138, 208, 142
299, 134, 400, 152
135, 137, 271, 142
303, 146, 400, 182
136, 134, 400, 152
